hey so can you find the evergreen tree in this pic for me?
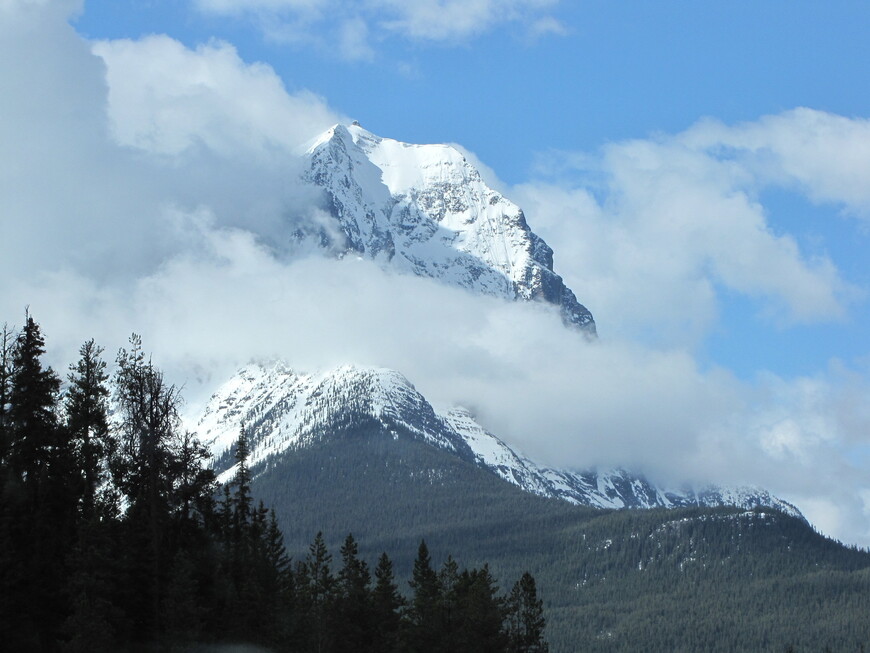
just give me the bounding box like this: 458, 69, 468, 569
112, 334, 183, 642
372, 552, 404, 653
407, 539, 442, 652
170, 428, 215, 536
437, 555, 462, 652
298, 531, 336, 653
65, 339, 112, 519
506, 572, 548, 653
65, 516, 124, 653
0, 323, 14, 464
162, 550, 205, 647
455, 565, 506, 653
231, 426, 253, 533
4, 314, 78, 649
335, 533, 374, 652
8, 312, 62, 480
261, 508, 294, 647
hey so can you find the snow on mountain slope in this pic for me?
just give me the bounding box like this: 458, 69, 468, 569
301, 123, 596, 333
196, 362, 802, 519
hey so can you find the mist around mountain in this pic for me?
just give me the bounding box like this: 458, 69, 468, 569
197, 361, 801, 519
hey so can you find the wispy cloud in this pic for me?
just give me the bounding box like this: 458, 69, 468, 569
192, 0, 564, 59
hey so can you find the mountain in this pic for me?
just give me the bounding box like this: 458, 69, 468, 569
212, 404, 870, 653
300, 123, 596, 334
196, 362, 800, 518
184, 125, 870, 651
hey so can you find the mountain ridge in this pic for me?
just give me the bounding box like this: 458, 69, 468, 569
196, 362, 801, 520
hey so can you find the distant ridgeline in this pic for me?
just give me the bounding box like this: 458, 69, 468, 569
3, 314, 870, 652
0, 315, 546, 652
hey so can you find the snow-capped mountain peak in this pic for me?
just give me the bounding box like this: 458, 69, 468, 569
301, 123, 596, 334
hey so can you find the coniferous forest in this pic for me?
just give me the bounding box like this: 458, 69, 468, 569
0, 314, 548, 652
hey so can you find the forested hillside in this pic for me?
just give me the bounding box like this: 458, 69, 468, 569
0, 315, 545, 652
2, 313, 869, 651
250, 423, 870, 653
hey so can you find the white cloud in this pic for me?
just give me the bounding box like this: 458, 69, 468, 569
13, 209, 870, 545
194, 0, 327, 15
684, 109, 870, 218
192, 0, 563, 58
373, 0, 560, 42
516, 111, 866, 347
92, 35, 341, 158
3, 3, 870, 548
0, 0, 80, 13
337, 16, 375, 61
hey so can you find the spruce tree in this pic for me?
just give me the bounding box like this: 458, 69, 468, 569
0, 323, 14, 465
506, 572, 548, 653
298, 531, 336, 653
372, 552, 403, 652
407, 539, 442, 652
438, 555, 462, 652
5, 314, 78, 649
261, 508, 294, 646
335, 533, 374, 652
231, 426, 253, 533
65, 339, 112, 519
8, 312, 61, 480
112, 334, 183, 643
455, 565, 506, 653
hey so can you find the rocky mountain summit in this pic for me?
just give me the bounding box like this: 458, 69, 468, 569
301, 123, 595, 333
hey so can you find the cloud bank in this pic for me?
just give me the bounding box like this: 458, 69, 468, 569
2, 2, 869, 547
514, 109, 869, 348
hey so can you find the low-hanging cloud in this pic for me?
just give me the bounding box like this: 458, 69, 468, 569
2, 2, 869, 547
13, 210, 870, 547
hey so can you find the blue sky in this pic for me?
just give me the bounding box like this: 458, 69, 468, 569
3, 0, 870, 545
69, 0, 870, 379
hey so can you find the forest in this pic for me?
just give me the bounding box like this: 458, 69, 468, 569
0, 313, 548, 652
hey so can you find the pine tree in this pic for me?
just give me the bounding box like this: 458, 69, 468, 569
335, 533, 374, 652
407, 539, 442, 652
65, 339, 112, 519
298, 531, 336, 653
8, 312, 61, 480
112, 334, 183, 643
455, 565, 506, 653
4, 314, 78, 649
372, 552, 404, 653
231, 426, 253, 533
506, 572, 548, 653
0, 323, 14, 465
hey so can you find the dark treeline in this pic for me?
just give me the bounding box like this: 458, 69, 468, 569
0, 314, 548, 652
